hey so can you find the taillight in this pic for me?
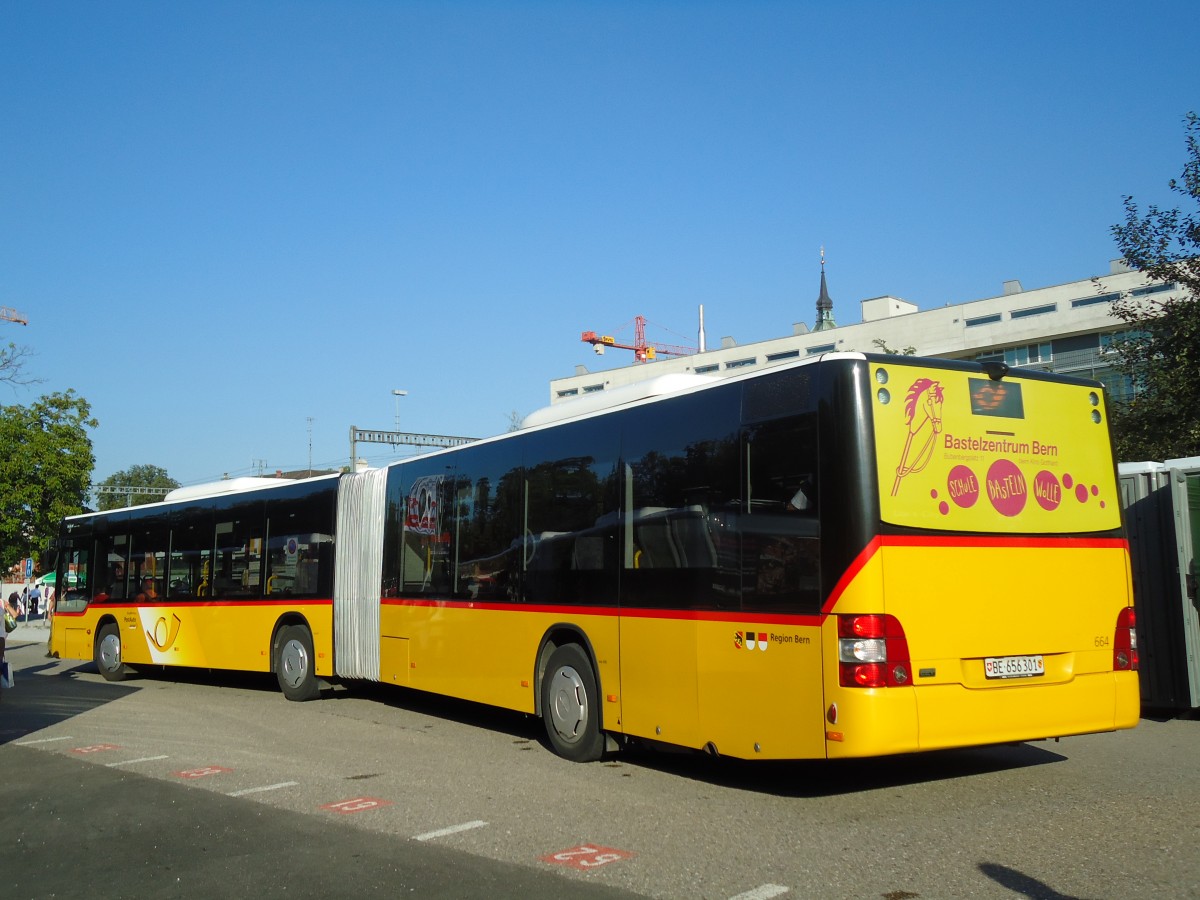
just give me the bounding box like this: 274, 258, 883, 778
838, 614, 912, 687
1114, 607, 1138, 671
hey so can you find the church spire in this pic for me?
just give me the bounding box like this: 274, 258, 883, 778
813, 246, 837, 331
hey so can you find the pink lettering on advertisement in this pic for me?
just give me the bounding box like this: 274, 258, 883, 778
947, 465, 980, 508
1033, 470, 1061, 511
986, 459, 1027, 517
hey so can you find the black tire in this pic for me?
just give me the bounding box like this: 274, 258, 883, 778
541, 643, 604, 762
275, 624, 320, 701
95, 623, 126, 682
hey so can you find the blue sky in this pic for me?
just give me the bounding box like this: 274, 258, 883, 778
2, 1, 1195, 487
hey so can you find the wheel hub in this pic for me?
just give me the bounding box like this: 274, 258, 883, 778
99, 633, 121, 670
550, 665, 587, 743
279, 639, 309, 689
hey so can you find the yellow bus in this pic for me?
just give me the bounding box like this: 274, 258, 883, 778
50, 354, 1139, 761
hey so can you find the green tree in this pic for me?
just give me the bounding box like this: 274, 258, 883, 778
871, 338, 917, 356
1108, 111, 1200, 460
96, 463, 180, 510
0, 390, 97, 572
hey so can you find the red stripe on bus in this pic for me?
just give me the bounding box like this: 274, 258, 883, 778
820, 535, 884, 615
56, 598, 332, 613
820, 533, 1128, 613
185, 598, 333, 608
878, 534, 1128, 551
380, 596, 823, 627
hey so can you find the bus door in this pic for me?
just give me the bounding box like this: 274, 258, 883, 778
53, 542, 95, 661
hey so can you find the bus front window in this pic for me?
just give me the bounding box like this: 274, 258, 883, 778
56, 547, 91, 613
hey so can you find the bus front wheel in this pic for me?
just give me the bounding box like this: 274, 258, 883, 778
275, 624, 319, 701
541, 643, 604, 762
95, 623, 126, 682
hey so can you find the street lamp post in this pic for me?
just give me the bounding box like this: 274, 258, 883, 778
392, 389, 408, 431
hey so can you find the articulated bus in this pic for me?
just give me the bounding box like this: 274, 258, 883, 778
50, 353, 1139, 761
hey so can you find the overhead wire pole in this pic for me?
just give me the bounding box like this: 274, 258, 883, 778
349, 427, 477, 471
392, 389, 407, 430
91, 485, 173, 507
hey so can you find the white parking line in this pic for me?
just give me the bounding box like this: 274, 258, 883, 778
227, 781, 299, 797
729, 886, 790, 900
413, 820, 488, 842
14, 736, 73, 746
105, 755, 170, 767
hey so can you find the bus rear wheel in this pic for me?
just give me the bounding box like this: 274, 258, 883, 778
275, 624, 319, 701
95, 623, 126, 682
541, 643, 604, 762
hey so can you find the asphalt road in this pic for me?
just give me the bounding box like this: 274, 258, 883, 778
1, 627, 1197, 899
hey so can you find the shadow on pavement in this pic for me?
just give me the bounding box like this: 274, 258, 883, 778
0, 744, 637, 900
1, 634, 1071, 797
0, 642, 141, 747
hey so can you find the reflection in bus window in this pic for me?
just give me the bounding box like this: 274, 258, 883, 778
742, 413, 820, 614
129, 519, 168, 603
620, 387, 742, 611
266, 498, 333, 598
215, 516, 264, 598
524, 419, 619, 607
169, 519, 211, 599
453, 449, 522, 602
57, 546, 90, 613
93, 533, 130, 602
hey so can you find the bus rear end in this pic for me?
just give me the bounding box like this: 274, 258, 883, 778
823, 358, 1139, 758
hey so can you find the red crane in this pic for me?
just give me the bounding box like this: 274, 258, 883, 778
1, 306, 28, 326
581, 315, 695, 363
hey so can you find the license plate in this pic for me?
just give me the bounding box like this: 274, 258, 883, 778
984, 655, 1045, 679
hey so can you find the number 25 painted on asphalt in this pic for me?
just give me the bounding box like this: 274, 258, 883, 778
554, 847, 622, 867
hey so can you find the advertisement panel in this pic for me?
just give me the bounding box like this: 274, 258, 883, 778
871, 362, 1121, 533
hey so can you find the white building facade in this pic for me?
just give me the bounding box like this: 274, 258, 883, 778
549, 259, 1181, 405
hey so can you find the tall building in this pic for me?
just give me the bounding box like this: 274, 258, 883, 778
549, 258, 1183, 406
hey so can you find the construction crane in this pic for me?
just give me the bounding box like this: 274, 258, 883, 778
1, 307, 28, 326
581, 315, 695, 363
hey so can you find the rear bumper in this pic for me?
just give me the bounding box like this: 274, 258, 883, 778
826, 670, 1140, 758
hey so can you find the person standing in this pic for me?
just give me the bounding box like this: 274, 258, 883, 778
1, 592, 18, 700
43, 583, 55, 628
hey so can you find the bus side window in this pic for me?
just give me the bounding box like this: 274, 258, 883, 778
396, 471, 454, 598
523, 419, 620, 607
215, 510, 265, 599
128, 519, 168, 605
742, 413, 821, 614
169, 520, 211, 600
619, 387, 741, 611
95, 533, 130, 602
